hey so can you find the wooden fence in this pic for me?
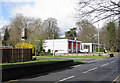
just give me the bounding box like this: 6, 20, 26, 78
1, 48, 32, 63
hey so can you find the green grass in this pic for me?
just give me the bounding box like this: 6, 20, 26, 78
37, 55, 109, 58
1, 58, 86, 69
1, 58, 64, 66
73, 60, 86, 64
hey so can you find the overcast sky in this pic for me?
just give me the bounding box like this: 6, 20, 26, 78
0, 0, 80, 35
1, 0, 118, 36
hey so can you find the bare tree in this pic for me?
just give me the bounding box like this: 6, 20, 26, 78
99, 26, 109, 49
43, 18, 60, 39
1, 14, 60, 47
27, 18, 44, 40
76, 0, 120, 23
8, 14, 33, 46
76, 20, 97, 42
76, 0, 120, 51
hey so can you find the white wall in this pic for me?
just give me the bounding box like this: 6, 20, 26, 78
43, 39, 68, 53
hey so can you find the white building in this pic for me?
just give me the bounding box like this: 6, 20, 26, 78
43, 39, 82, 53
82, 43, 103, 52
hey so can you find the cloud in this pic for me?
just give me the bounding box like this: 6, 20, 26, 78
0, 17, 10, 29
1, 0, 34, 2
8, 0, 77, 34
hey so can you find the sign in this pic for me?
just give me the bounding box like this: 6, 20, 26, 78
55, 50, 58, 52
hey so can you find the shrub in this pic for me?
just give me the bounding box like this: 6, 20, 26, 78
96, 47, 104, 52
42, 49, 45, 52
46, 49, 51, 56
15, 42, 35, 54
48, 49, 51, 53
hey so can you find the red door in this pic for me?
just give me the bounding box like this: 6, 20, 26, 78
68, 41, 72, 53
78, 42, 80, 51
73, 42, 76, 53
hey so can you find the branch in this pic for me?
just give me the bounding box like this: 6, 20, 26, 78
93, 13, 120, 24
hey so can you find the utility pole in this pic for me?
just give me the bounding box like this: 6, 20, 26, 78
53, 34, 54, 39
52, 34, 55, 57
98, 24, 100, 55
53, 41, 54, 57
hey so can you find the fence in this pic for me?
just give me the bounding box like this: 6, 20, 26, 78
1, 48, 32, 63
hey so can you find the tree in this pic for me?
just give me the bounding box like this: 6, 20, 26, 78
65, 28, 77, 40
76, 0, 120, 23
76, 20, 97, 42
8, 14, 44, 46
0, 31, 2, 46
43, 18, 60, 39
8, 14, 32, 46
99, 22, 118, 51
35, 40, 44, 55
76, 0, 120, 48
1, 14, 60, 49
99, 26, 109, 50
2, 28, 10, 46
26, 18, 45, 43
106, 22, 117, 51
0, 31, 1, 40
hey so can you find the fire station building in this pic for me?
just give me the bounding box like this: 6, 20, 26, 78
43, 39, 82, 53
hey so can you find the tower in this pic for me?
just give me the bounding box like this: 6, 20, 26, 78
21, 28, 27, 41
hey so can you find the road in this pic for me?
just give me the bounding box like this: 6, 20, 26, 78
11, 54, 120, 83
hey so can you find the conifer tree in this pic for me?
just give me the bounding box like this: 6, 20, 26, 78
2, 28, 9, 46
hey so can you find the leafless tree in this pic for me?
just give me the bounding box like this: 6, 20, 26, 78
27, 18, 44, 40
76, 0, 120, 23
43, 18, 60, 39
76, 20, 97, 42
76, 0, 120, 50
99, 26, 109, 49
8, 14, 33, 45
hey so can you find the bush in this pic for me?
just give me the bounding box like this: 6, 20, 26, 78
42, 49, 45, 52
46, 49, 51, 56
15, 42, 35, 54
96, 47, 104, 52
48, 49, 51, 53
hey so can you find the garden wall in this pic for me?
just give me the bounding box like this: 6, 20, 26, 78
2, 60, 74, 82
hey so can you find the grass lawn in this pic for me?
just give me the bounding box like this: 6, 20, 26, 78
1, 58, 85, 69
37, 55, 109, 58
1, 58, 64, 66
73, 60, 87, 65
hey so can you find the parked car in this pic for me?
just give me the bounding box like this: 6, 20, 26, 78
79, 49, 89, 53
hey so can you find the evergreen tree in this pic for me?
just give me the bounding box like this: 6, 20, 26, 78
2, 28, 10, 46
65, 28, 77, 40
106, 22, 116, 51
0, 32, 1, 41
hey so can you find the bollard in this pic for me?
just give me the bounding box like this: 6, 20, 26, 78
110, 54, 114, 57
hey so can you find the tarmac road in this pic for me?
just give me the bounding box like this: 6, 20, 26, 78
10, 54, 120, 83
